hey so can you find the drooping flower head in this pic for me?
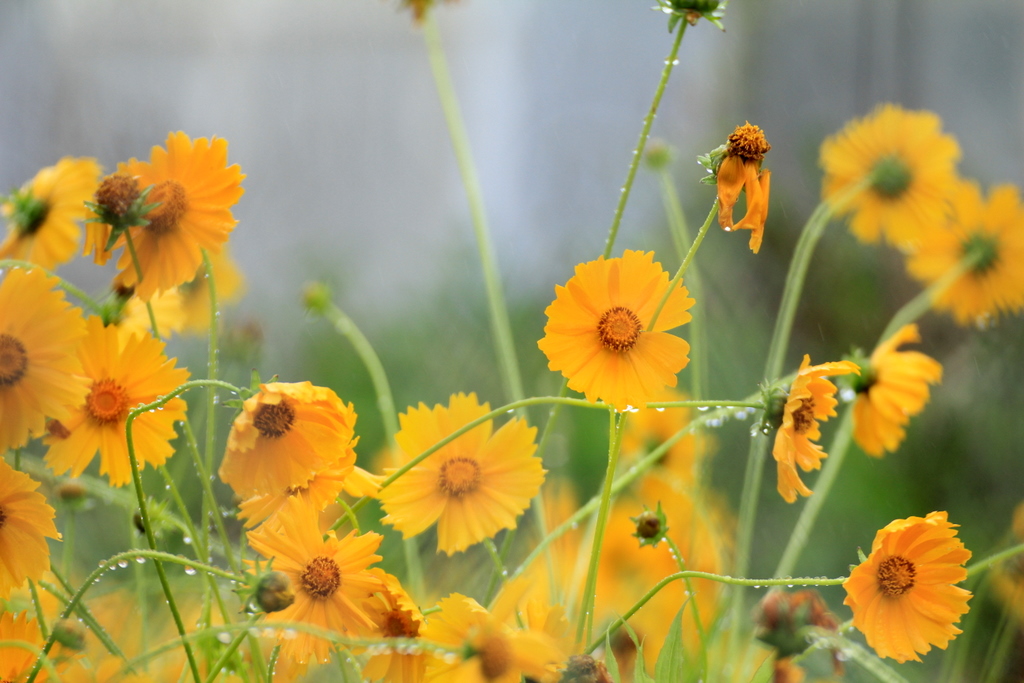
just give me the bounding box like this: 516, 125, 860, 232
379, 392, 544, 555
0, 458, 61, 599
538, 250, 694, 411
772, 355, 860, 503
906, 180, 1024, 326
843, 511, 972, 663
362, 569, 427, 683
0, 157, 101, 269
246, 497, 385, 665
716, 122, 771, 253
852, 324, 942, 457
821, 104, 961, 246
219, 381, 359, 498
44, 316, 189, 487
0, 267, 88, 451
90, 132, 245, 300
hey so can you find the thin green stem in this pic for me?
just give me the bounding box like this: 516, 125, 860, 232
664, 537, 707, 679
181, 417, 241, 575
483, 538, 506, 580
40, 573, 128, 663
201, 248, 221, 564
966, 541, 1024, 576
647, 199, 717, 332
576, 412, 626, 645
127, 511, 150, 667
203, 614, 262, 683
585, 571, 844, 654
0, 259, 102, 312
123, 229, 160, 338
335, 496, 362, 534
27, 580, 47, 639
876, 256, 973, 346
422, 12, 524, 406
61, 509, 75, 578
773, 408, 854, 578
602, 24, 687, 259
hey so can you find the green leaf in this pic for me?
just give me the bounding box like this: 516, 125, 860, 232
605, 632, 622, 683
653, 606, 686, 683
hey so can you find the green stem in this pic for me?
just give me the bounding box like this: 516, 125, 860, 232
576, 412, 626, 645
966, 541, 1024, 576
336, 496, 362, 534
203, 614, 262, 683
61, 509, 75, 578
773, 407, 854, 578
422, 13, 524, 406
181, 417, 241, 575
201, 248, 221, 562
0, 259, 103, 313
127, 511, 150, 667
483, 538, 506, 579
123, 229, 160, 338
647, 199, 717, 332
585, 571, 845, 654
27, 580, 47, 639
40, 573, 128, 663
602, 24, 687, 259
664, 537, 707, 679
875, 256, 973, 345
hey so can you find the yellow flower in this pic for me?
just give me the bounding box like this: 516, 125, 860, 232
117, 287, 187, 341
246, 497, 385, 665
852, 324, 942, 457
0, 459, 61, 599
237, 463, 353, 529
843, 511, 971, 663
0, 610, 70, 681
619, 387, 710, 485
0, 157, 101, 269
219, 381, 359, 498
379, 392, 545, 555
44, 316, 189, 487
821, 104, 961, 246
362, 569, 427, 683
772, 355, 859, 503
538, 250, 694, 411
177, 245, 246, 333
906, 180, 1024, 326
97, 132, 245, 300
0, 267, 88, 451
716, 122, 771, 253
421, 594, 564, 683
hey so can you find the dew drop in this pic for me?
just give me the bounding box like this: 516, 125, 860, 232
655, 406, 665, 412
697, 406, 709, 412
217, 632, 232, 644
117, 560, 129, 568
182, 536, 192, 545
839, 388, 856, 402
135, 557, 146, 564
282, 628, 298, 640
184, 566, 197, 576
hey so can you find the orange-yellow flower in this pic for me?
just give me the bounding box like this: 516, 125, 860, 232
379, 393, 544, 555
821, 104, 961, 246
92, 132, 245, 300
716, 122, 771, 253
237, 462, 353, 529
0, 610, 70, 681
362, 569, 427, 683
44, 316, 189, 487
852, 325, 942, 457
0, 459, 61, 599
1, 157, 101, 269
906, 180, 1024, 326
538, 250, 694, 411
219, 381, 358, 498
247, 497, 385, 665
843, 511, 971, 663
772, 355, 860, 503
0, 267, 88, 451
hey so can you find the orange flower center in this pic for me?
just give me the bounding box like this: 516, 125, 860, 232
791, 398, 815, 435
144, 180, 189, 235
727, 123, 771, 161
301, 555, 341, 599
0, 334, 29, 387
382, 608, 419, 638
253, 401, 295, 438
877, 555, 916, 596
438, 457, 481, 497
86, 378, 131, 425
597, 306, 643, 352
477, 633, 512, 680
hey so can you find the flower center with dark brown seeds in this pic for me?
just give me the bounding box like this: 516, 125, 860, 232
382, 609, 419, 638
301, 555, 341, 599
478, 633, 512, 680
144, 180, 188, 235
438, 457, 481, 497
597, 306, 643, 352
0, 334, 28, 387
877, 555, 916, 596
791, 398, 815, 435
253, 401, 295, 438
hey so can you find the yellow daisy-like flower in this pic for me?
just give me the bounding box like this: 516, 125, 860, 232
177, 245, 245, 333
821, 103, 961, 246
247, 497, 385, 665
0, 610, 70, 681
906, 180, 1024, 326
219, 381, 359, 498
117, 286, 187, 341
1, 157, 101, 269
538, 250, 694, 411
378, 392, 545, 555
97, 132, 245, 301
421, 593, 564, 683
0, 459, 61, 599
0, 267, 88, 451
237, 462, 353, 529
362, 569, 427, 683
852, 324, 942, 457
716, 122, 772, 253
44, 316, 189, 487
772, 355, 860, 503
843, 511, 972, 663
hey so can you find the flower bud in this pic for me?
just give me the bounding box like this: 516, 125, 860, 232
302, 282, 332, 316
754, 589, 837, 658
256, 570, 295, 613
631, 503, 668, 547
52, 618, 87, 651
644, 140, 673, 172
55, 478, 86, 503
560, 654, 612, 683
94, 174, 140, 219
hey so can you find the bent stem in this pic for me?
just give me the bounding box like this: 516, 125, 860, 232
422, 13, 524, 407
602, 23, 687, 259
576, 411, 626, 646
647, 198, 718, 332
